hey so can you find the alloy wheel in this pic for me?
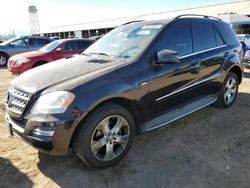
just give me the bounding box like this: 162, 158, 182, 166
224, 77, 237, 105
0, 55, 6, 66
91, 115, 130, 161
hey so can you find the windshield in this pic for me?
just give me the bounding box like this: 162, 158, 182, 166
84, 23, 163, 58
0, 37, 18, 46
39, 40, 61, 52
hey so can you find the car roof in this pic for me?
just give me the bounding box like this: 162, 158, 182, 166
125, 15, 225, 27
58, 38, 95, 43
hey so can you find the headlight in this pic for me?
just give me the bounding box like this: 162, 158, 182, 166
31, 91, 75, 114
15, 59, 30, 65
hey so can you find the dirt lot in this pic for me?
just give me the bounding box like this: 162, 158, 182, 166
0, 67, 250, 188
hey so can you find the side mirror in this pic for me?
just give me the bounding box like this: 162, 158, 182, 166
55, 47, 63, 53
154, 50, 180, 66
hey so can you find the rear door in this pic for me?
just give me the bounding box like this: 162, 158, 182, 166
8, 38, 28, 56
24, 38, 37, 51
192, 20, 229, 96
35, 38, 51, 48
149, 22, 201, 119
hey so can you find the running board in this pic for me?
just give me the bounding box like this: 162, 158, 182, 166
141, 94, 218, 132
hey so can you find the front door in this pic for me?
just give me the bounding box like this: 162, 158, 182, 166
8, 38, 28, 56
149, 21, 201, 119
60, 41, 80, 58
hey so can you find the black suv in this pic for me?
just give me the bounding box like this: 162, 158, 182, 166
5, 15, 243, 168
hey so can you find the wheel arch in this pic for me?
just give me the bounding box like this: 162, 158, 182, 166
0, 51, 9, 58
227, 65, 243, 84
32, 61, 48, 68
69, 97, 143, 148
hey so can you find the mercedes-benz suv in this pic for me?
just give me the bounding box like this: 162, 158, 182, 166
5, 15, 243, 168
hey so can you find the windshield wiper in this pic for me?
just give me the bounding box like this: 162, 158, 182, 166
81, 53, 92, 56
88, 52, 114, 58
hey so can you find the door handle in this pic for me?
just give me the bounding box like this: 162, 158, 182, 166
190, 62, 201, 74
224, 51, 230, 57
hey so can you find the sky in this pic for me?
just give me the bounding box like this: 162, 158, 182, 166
0, 0, 237, 36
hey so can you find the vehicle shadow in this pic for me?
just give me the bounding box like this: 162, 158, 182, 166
37, 92, 250, 188
0, 157, 33, 187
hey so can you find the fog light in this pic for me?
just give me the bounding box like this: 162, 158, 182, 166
32, 126, 55, 136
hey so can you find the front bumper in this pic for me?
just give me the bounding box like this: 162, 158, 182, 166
7, 60, 32, 75
5, 113, 76, 155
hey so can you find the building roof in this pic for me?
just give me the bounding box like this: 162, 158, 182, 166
36, 0, 250, 34
36, 17, 129, 34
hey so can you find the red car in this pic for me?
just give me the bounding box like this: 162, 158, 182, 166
7, 39, 94, 75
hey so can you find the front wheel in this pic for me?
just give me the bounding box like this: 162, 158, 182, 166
74, 103, 135, 168
0, 53, 8, 67
216, 72, 239, 108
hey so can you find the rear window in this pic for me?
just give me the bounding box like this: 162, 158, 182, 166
214, 28, 225, 46
36, 38, 50, 45
215, 22, 240, 46
194, 22, 217, 51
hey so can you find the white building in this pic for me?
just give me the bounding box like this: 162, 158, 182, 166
37, 0, 250, 38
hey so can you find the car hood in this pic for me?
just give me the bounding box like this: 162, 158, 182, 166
11, 51, 48, 59
11, 54, 127, 94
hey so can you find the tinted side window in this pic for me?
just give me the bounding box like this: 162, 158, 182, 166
36, 39, 50, 45
215, 23, 240, 46
159, 23, 193, 56
214, 28, 225, 46
10, 39, 25, 47
78, 41, 93, 49
194, 22, 216, 51
61, 41, 78, 51
27, 38, 36, 45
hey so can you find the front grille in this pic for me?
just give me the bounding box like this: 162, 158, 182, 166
7, 87, 30, 116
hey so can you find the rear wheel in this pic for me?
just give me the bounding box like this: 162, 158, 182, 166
0, 53, 8, 67
74, 103, 135, 168
216, 72, 239, 108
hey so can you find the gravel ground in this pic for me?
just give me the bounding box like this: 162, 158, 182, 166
0, 67, 250, 188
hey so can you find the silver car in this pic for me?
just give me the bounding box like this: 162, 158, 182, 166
0, 36, 52, 67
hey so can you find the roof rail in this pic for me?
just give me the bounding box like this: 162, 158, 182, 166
122, 20, 145, 26
174, 14, 222, 21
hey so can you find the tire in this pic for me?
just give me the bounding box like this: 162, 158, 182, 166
0, 53, 8, 67
216, 72, 239, 108
74, 103, 135, 168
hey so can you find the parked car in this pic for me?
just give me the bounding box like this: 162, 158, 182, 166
0, 36, 52, 67
237, 34, 250, 47
238, 34, 250, 58
7, 39, 95, 75
243, 49, 250, 68
5, 14, 243, 168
